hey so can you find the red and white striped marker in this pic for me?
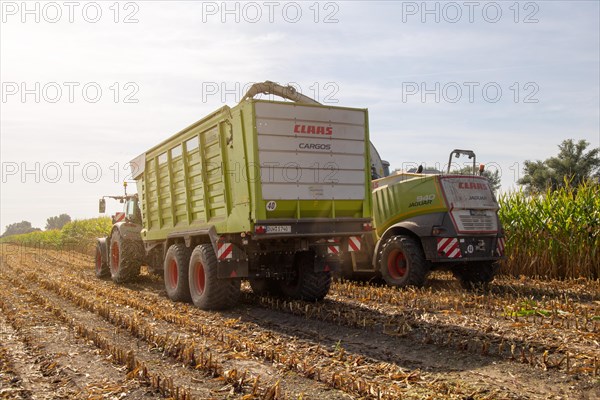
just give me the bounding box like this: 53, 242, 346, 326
217, 242, 233, 260
348, 236, 361, 252
114, 212, 125, 222
496, 237, 506, 256
437, 237, 462, 258
327, 239, 340, 255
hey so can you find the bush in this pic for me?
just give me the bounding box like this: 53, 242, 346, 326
1, 217, 112, 254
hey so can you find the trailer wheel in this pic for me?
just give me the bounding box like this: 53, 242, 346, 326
95, 240, 109, 278
453, 261, 498, 291
379, 235, 428, 288
248, 279, 282, 297
280, 251, 331, 301
188, 244, 240, 310
109, 230, 142, 283
164, 244, 191, 302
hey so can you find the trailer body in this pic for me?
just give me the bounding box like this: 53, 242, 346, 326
132, 100, 371, 243
95, 98, 372, 309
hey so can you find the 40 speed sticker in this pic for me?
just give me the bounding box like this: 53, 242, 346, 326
266, 200, 277, 211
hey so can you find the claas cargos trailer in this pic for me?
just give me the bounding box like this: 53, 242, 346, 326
96, 82, 373, 309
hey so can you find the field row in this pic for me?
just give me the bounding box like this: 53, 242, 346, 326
0, 244, 598, 399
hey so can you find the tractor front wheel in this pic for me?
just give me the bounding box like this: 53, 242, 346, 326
95, 240, 109, 278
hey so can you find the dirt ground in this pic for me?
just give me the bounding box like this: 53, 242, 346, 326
0, 243, 598, 399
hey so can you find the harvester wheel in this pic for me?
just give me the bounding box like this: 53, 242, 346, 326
280, 251, 331, 301
95, 240, 109, 278
109, 230, 143, 283
379, 235, 428, 288
248, 279, 282, 297
453, 261, 498, 291
164, 244, 192, 302
188, 244, 240, 310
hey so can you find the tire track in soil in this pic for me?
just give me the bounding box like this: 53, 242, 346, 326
1, 254, 360, 399
0, 312, 63, 400
0, 285, 169, 399
0, 279, 231, 399
7, 245, 599, 399
3, 246, 501, 399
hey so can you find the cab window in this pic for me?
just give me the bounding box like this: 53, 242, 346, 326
126, 199, 141, 223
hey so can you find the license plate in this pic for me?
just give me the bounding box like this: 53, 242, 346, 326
469, 209, 487, 216
266, 225, 292, 233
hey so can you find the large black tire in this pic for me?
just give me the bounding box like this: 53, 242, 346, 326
248, 279, 282, 296
379, 235, 428, 288
280, 252, 331, 301
164, 244, 192, 302
95, 240, 109, 278
188, 244, 240, 310
453, 261, 498, 291
109, 230, 143, 283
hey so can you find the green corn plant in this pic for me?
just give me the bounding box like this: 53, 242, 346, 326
498, 181, 599, 279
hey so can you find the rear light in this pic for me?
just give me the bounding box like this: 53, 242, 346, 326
255, 225, 266, 234
362, 222, 373, 231
432, 226, 446, 236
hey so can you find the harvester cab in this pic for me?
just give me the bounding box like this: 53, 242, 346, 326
447, 149, 485, 175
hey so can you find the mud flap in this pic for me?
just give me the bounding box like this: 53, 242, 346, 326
216, 243, 248, 279
217, 259, 249, 278
314, 255, 340, 273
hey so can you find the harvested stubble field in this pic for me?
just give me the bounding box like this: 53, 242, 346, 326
0, 244, 598, 400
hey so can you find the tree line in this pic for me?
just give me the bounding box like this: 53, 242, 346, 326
2, 214, 71, 238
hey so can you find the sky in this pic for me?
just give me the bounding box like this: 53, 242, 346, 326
1, 0, 599, 231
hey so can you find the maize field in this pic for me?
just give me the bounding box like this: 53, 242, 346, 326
498, 182, 600, 279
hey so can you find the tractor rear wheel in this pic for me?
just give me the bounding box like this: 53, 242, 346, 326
109, 230, 143, 283
379, 235, 428, 288
164, 244, 192, 302
188, 244, 240, 310
280, 251, 331, 301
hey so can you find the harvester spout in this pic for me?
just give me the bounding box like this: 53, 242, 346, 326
241, 80, 322, 105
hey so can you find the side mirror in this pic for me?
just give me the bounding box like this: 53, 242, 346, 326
99, 198, 106, 213
382, 160, 391, 177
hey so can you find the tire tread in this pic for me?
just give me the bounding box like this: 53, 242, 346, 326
379, 235, 428, 287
